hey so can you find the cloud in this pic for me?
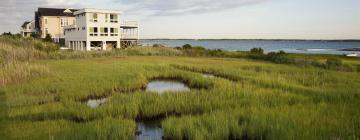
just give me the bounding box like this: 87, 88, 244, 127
0, 0, 84, 33
0, 0, 268, 33
117, 0, 269, 16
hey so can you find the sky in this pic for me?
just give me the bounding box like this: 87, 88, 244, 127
0, 0, 359, 39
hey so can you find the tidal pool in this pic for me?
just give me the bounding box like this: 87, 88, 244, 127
86, 98, 107, 108
146, 79, 190, 93
136, 120, 163, 140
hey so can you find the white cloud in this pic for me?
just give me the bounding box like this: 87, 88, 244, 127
117, 0, 269, 16
0, 0, 268, 33
0, 0, 84, 33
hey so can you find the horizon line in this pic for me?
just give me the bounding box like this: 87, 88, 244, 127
140, 38, 360, 41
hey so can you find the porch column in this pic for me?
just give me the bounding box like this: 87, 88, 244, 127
68, 41, 71, 49
102, 41, 106, 50
116, 41, 120, 49
86, 41, 91, 51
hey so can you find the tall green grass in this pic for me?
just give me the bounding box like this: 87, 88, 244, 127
1, 36, 359, 139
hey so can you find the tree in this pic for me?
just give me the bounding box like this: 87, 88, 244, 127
44, 34, 53, 42
31, 32, 41, 38
1, 32, 12, 36
182, 44, 192, 49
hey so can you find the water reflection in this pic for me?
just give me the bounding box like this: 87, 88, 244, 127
136, 120, 163, 140
146, 80, 190, 93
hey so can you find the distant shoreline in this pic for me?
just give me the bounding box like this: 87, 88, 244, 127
140, 39, 360, 42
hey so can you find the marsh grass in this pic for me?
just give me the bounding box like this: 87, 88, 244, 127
1, 37, 360, 139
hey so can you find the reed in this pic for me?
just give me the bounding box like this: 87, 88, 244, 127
1, 37, 359, 139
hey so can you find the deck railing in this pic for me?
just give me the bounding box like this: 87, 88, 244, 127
121, 21, 138, 28
21, 29, 34, 33
121, 33, 138, 39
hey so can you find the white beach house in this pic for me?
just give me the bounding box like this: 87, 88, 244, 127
21, 20, 36, 37
64, 9, 121, 51
64, 8, 139, 51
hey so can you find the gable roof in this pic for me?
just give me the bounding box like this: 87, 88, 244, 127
37, 8, 78, 17
21, 21, 30, 28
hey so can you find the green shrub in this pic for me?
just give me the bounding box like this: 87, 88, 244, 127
34, 42, 59, 52
326, 58, 342, 69
153, 44, 166, 47
250, 48, 264, 55
193, 46, 206, 51
248, 48, 265, 59
266, 51, 290, 64
182, 44, 192, 49
44, 34, 53, 42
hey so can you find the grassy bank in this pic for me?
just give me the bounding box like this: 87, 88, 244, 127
1, 36, 359, 139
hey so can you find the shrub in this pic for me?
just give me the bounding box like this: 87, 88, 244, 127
326, 58, 342, 69
153, 44, 166, 47
44, 34, 53, 42
192, 46, 206, 51
33, 42, 59, 52
1, 32, 12, 36
357, 65, 360, 72
292, 58, 319, 67
248, 48, 265, 59
250, 48, 264, 55
182, 44, 192, 49
31, 32, 41, 38
266, 51, 290, 64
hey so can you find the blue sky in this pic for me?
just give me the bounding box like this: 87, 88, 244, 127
1, 0, 359, 39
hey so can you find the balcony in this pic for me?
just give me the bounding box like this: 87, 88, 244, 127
121, 33, 138, 39
120, 21, 138, 28
64, 24, 76, 30
21, 28, 34, 33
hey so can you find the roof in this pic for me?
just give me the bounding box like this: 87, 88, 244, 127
37, 8, 78, 17
74, 8, 122, 15
21, 21, 30, 28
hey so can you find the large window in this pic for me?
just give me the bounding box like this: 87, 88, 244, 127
90, 13, 98, 22
110, 28, 118, 36
110, 14, 118, 23
61, 18, 68, 27
105, 14, 108, 22
100, 27, 108, 36
89, 27, 98, 36
44, 18, 48, 24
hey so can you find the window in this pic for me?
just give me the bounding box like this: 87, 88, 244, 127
82, 27, 85, 30
105, 14, 108, 22
110, 14, 118, 23
61, 18, 68, 27
110, 28, 118, 36
90, 13, 98, 22
44, 18, 48, 24
45, 28, 48, 35
89, 27, 98, 36
100, 27, 108, 36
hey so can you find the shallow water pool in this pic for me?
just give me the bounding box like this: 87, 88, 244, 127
146, 79, 190, 93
